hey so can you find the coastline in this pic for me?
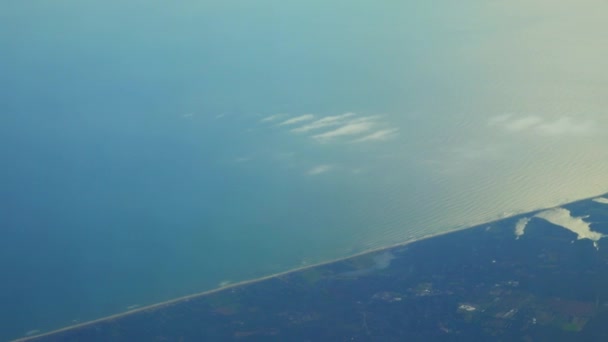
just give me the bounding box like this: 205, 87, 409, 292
12, 191, 607, 342
11, 228, 460, 342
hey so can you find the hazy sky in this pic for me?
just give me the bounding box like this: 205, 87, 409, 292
2, 1, 608, 339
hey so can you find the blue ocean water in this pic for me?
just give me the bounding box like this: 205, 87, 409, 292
2, 1, 608, 340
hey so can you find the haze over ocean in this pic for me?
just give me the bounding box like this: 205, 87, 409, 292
2, 1, 608, 340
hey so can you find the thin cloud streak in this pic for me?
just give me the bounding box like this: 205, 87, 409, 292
354, 128, 399, 142
279, 114, 315, 126
260, 114, 284, 122
261, 111, 399, 147
536, 117, 595, 136
291, 113, 356, 133
307, 164, 333, 175
489, 114, 596, 136
312, 121, 373, 141
505, 116, 543, 131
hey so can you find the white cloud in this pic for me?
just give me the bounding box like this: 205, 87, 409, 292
260, 114, 285, 122
592, 197, 608, 204
291, 113, 356, 133
307, 164, 333, 175
505, 116, 543, 131
354, 128, 399, 142
312, 121, 373, 141
282, 112, 395, 143
488, 114, 513, 126
254, 111, 399, 177
491, 114, 596, 136
535, 207, 604, 249
536, 117, 595, 136
279, 114, 315, 126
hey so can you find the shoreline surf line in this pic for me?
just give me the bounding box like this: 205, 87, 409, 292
12, 192, 608, 342
11, 228, 465, 342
